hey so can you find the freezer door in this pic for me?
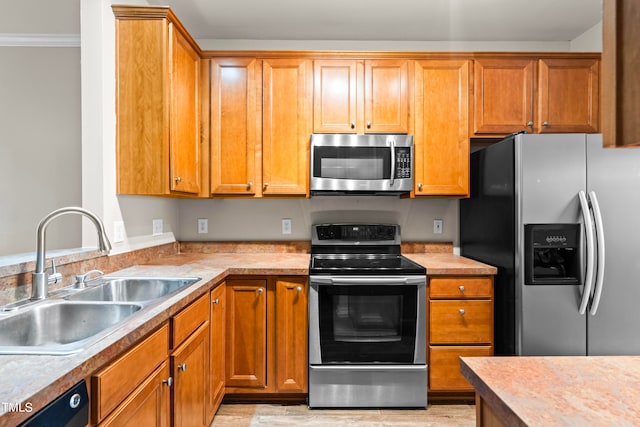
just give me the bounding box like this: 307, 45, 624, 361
586, 134, 640, 355
517, 133, 588, 356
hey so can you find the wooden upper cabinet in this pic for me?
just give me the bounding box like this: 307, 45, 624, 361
113, 7, 203, 196
169, 24, 200, 194
313, 60, 358, 133
210, 58, 260, 196
262, 59, 312, 196
313, 59, 409, 134
414, 59, 470, 197
602, 0, 640, 147
537, 58, 599, 134
473, 58, 535, 136
365, 60, 409, 133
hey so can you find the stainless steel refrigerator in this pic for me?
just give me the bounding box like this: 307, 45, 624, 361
460, 133, 640, 356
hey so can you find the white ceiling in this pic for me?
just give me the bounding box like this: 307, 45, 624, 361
147, 0, 602, 42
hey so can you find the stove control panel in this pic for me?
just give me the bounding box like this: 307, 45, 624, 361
315, 224, 397, 242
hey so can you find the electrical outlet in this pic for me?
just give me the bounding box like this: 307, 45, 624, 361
433, 219, 443, 234
282, 218, 292, 235
113, 221, 125, 243
152, 219, 163, 236
197, 218, 208, 234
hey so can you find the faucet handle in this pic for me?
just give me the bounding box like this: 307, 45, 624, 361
47, 259, 63, 285
74, 269, 103, 288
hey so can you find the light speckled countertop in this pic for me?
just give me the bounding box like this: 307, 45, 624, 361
0, 251, 492, 425
460, 356, 640, 426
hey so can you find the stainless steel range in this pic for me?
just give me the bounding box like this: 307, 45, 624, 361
308, 224, 427, 408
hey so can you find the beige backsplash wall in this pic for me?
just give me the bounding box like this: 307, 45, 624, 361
177, 198, 458, 247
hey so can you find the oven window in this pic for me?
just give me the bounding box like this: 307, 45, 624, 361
313, 146, 391, 180
318, 285, 417, 363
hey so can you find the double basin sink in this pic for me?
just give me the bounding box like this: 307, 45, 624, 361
0, 277, 200, 355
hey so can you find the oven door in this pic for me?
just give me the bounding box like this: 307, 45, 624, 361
309, 276, 426, 365
309, 134, 413, 193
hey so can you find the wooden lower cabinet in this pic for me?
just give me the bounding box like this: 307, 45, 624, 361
428, 276, 494, 397
98, 361, 171, 427
172, 322, 209, 427
225, 276, 308, 395
208, 284, 226, 418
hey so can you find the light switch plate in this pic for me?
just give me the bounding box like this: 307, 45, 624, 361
152, 219, 163, 236
113, 221, 125, 243
433, 219, 443, 234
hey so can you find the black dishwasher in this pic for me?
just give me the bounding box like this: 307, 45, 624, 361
20, 381, 88, 427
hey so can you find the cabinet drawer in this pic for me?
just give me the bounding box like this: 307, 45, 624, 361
172, 293, 209, 349
92, 324, 169, 423
429, 346, 493, 391
429, 300, 492, 344
429, 277, 493, 299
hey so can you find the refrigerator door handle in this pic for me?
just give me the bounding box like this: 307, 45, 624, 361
588, 191, 606, 315
578, 190, 596, 315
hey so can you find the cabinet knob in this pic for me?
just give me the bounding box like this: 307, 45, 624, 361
459, 285, 465, 293
247, 182, 253, 190
178, 363, 187, 372
296, 286, 302, 292
162, 377, 173, 387
257, 288, 264, 295
174, 176, 182, 183
263, 182, 269, 190
459, 309, 466, 315
527, 121, 534, 127
543, 121, 549, 126
212, 298, 219, 305
367, 121, 372, 129
350, 121, 355, 129
417, 183, 423, 191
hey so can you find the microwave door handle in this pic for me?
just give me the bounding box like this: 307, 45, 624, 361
578, 190, 595, 315
389, 139, 395, 187
588, 191, 606, 315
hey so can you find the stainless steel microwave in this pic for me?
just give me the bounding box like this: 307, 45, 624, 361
309, 134, 414, 195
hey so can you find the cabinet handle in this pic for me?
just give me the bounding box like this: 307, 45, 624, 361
459, 309, 465, 315
174, 176, 182, 183
350, 121, 355, 129
367, 121, 372, 128
296, 286, 302, 292
178, 363, 187, 372
417, 183, 423, 191
247, 182, 253, 190
527, 121, 534, 127
257, 288, 263, 295
459, 285, 465, 293
543, 121, 549, 126
162, 377, 173, 387
212, 298, 219, 305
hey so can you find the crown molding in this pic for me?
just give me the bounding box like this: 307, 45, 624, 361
0, 33, 80, 47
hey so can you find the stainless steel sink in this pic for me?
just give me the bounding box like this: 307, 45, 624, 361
0, 300, 143, 355
64, 277, 201, 303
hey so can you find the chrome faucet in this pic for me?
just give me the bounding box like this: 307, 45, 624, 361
31, 207, 112, 300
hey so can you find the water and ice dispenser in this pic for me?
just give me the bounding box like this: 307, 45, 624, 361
524, 224, 580, 285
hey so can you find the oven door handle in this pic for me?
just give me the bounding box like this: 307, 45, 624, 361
310, 276, 426, 286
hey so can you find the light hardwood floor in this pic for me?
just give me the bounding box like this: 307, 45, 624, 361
211, 403, 476, 426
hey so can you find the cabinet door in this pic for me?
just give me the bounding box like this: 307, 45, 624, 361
473, 58, 535, 135
364, 59, 409, 133
208, 284, 225, 418
275, 277, 308, 393
537, 58, 599, 133
414, 59, 470, 196
98, 361, 171, 427
169, 23, 200, 194
172, 322, 209, 427
225, 279, 267, 388
263, 59, 312, 196
313, 60, 358, 133
210, 58, 259, 195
